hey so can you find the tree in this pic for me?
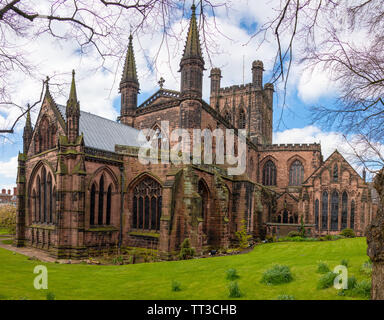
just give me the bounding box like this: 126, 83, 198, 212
0, 0, 227, 134
255, 0, 383, 300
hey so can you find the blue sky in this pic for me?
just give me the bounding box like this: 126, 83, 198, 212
0, 0, 360, 191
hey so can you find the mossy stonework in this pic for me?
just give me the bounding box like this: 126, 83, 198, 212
16, 5, 377, 260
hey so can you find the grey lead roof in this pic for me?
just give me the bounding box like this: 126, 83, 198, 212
57, 105, 141, 152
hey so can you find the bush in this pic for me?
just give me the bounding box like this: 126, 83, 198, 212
340, 228, 355, 238
340, 259, 349, 267
228, 281, 242, 298
324, 234, 333, 241
265, 235, 276, 243
347, 276, 357, 290
46, 292, 55, 300
360, 260, 373, 276
261, 265, 293, 285
287, 231, 301, 238
0, 205, 16, 234
112, 256, 124, 265
317, 272, 337, 289
278, 236, 318, 242
351, 280, 371, 298
226, 268, 239, 281
171, 280, 181, 292
317, 261, 330, 274
179, 238, 195, 260
235, 219, 252, 249
277, 294, 295, 300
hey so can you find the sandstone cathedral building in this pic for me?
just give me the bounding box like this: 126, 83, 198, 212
15, 5, 376, 258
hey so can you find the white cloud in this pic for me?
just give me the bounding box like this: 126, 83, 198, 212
273, 125, 384, 178
0, 156, 18, 180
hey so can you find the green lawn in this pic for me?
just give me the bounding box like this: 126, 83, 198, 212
0, 228, 10, 235
0, 238, 370, 300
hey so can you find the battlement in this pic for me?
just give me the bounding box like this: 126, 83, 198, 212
218, 83, 256, 93
260, 143, 321, 152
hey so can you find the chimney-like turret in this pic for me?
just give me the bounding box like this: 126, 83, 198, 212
252, 60, 264, 88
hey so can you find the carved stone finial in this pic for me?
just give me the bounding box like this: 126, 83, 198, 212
158, 77, 165, 89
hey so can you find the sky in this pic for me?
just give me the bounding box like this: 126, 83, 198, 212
0, 0, 368, 191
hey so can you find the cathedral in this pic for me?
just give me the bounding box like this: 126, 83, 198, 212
15, 4, 376, 259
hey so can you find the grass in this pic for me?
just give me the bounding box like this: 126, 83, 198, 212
0, 228, 11, 235
0, 237, 370, 300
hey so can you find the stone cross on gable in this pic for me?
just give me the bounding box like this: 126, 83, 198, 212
158, 77, 165, 89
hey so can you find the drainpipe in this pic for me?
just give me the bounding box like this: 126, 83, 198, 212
118, 166, 124, 249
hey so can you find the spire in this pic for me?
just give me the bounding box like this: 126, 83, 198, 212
66, 70, 79, 114
25, 107, 32, 130
181, 3, 203, 62
23, 104, 33, 154
120, 34, 139, 87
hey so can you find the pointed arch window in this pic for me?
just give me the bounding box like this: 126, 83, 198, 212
350, 200, 355, 229
37, 175, 41, 222
98, 175, 104, 225
32, 190, 37, 223
341, 192, 348, 230
262, 160, 276, 186
132, 177, 162, 231
198, 179, 209, 233
331, 190, 339, 230
106, 185, 112, 225
322, 191, 328, 229
333, 164, 338, 182
90, 184, 96, 225
224, 111, 231, 124
238, 109, 246, 129
42, 167, 47, 223
47, 173, 52, 223
289, 160, 304, 186
283, 209, 288, 224
315, 199, 319, 230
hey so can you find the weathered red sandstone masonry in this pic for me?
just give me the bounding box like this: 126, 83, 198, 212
15, 4, 377, 259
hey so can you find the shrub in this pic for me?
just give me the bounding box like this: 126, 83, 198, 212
235, 220, 252, 249
341, 259, 349, 267
0, 205, 16, 234
228, 281, 242, 298
287, 231, 301, 238
360, 260, 373, 276
324, 234, 333, 241
298, 216, 306, 237
277, 294, 295, 300
226, 268, 239, 281
46, 292, 55, 300
278, 236, 317, 242
261, 265, 293, 285
317, 261, 330, 274
179, 238, 195, 260
171, 280, 181, 292
347, 276, 357, 290
340, 228, 355, 238
351, 280, 371, 298
317, 272, 337, 289
265, 235, 276, 243
112, 255, 124, 265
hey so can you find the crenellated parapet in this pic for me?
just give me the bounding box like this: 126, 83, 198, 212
260, 143, 322, 152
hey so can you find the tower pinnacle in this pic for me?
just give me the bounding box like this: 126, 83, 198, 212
120, 34, 139, 87
179, 3, 205, 99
